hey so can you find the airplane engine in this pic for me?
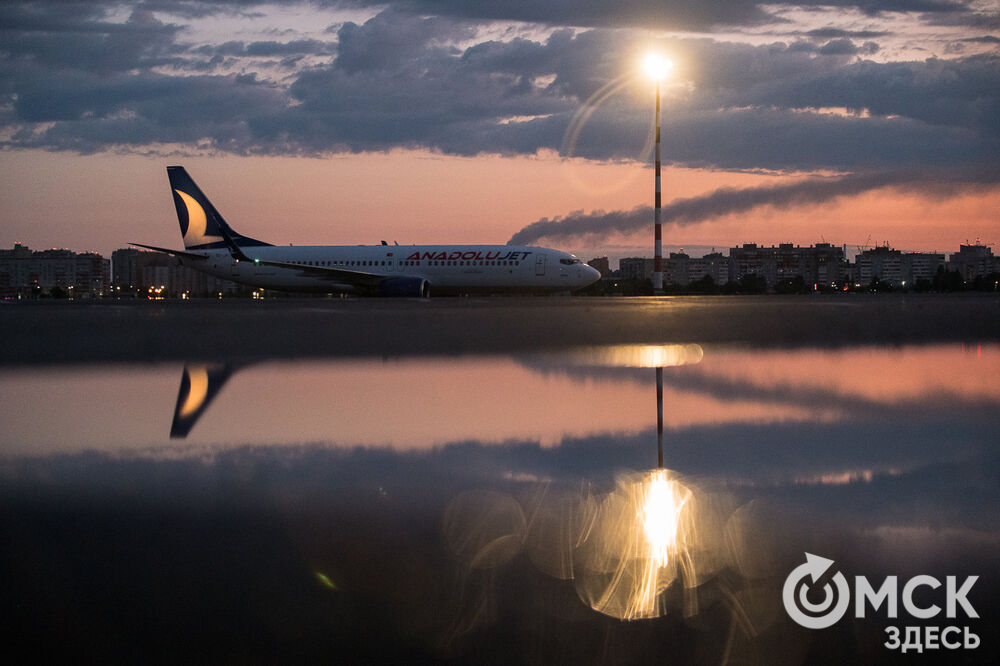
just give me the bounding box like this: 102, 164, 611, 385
377, 277, 431, 298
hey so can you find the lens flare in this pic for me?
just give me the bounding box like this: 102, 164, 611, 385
444, 472, 780, 627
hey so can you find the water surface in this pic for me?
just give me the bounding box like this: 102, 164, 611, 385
1, 300, 998, 664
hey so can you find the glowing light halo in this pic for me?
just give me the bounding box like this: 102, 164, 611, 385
559, 72, 657, 197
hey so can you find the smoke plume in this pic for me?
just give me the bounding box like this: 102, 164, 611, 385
507, 170, 992, 246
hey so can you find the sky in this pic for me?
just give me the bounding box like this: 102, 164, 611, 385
0, 0, 998, 263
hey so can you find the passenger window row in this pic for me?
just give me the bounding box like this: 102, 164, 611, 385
286, 259, 522, 268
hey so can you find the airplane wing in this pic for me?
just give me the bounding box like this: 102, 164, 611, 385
237, 255, 386, 286
132, 241, 384, 285
212, 222, 387, 287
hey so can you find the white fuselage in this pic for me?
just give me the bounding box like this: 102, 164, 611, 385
184, 244, 600, 294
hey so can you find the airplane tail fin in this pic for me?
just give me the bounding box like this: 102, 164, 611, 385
170, 362, 238, 438
167, 166, 271, 250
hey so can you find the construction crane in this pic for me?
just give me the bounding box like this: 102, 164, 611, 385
856, 234, 872, 254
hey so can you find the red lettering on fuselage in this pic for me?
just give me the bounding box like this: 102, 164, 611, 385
392, 249, 532, 263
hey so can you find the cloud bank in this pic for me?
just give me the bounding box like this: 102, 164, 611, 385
0, 1, 997, 181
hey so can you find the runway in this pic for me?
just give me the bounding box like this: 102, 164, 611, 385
3, 294, 999, 364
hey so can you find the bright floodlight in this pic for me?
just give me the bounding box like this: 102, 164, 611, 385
643, 53, 672, 80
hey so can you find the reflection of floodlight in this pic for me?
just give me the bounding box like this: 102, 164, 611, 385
550, 343, 704, 368
642, 469, 686, 567
643, 53, 673, 80
580, 468, 693, 620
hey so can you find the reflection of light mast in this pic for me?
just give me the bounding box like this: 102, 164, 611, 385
656, 366, 663, 468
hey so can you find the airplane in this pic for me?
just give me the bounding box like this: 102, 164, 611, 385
133, 166, 601, 297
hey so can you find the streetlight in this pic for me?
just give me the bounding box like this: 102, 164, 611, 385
644, 53, 672, 295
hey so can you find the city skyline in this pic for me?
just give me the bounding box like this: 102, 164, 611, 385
4, 238, 996, 301
1, 2, 997, 261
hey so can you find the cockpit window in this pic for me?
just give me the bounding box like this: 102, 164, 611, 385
559, 257, 582, 265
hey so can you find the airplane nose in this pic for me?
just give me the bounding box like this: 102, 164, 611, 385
581, 265, 601, 285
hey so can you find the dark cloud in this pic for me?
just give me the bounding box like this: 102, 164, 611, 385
846, 0, 970, 15
733, 54, 1000, 137
334, 9, 473, 73
186, 38, 336, 70
10, 0, 980, 31
8, 69, 287, 153
132, 0, 271, 20
920, 5, 1000, 29
245, 39, 336, 57
0, 3, 996, 182
339, 0, 976, 31
818, 37, 866, 55
805, 27, 890, 39
0, 6, 182, 73
0, 2, 117, 32
352, 0, 777, 31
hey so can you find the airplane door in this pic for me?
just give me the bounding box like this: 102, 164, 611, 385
535, 254, 546, 276
387, 258, 396, 271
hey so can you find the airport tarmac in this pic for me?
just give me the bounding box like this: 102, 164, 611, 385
2, 294, 999, 364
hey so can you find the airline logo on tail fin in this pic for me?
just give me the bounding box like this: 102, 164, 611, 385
174, 189, 223, 249
167, 166, 273, 250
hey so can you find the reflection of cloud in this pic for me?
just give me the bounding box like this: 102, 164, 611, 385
524, 344, 1000, 431
3, 439, 997, 662
0, 353, 833, 456
792, 468, 901, 486
2, 337, 997, 544
691, 345, 1000, 406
